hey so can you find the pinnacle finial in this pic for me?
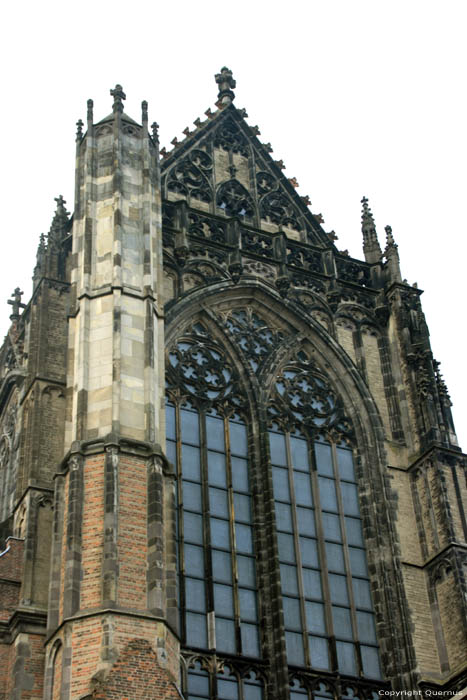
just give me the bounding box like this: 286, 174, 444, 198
141, 100, 148, 125
48, 196, 70, 250
151, 122, 159, 144
110, 84, 126, 113
385, 224, 396, 248
215, 67, 236, 108
87, 99, 94, 128
7, 288, 26, 321
361, 196, 382, 263
76, 119, 84, 141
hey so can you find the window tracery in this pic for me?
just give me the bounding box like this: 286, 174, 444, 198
166, 149, 213, 203
217, 180, 255, 219
166, 308, 383, 698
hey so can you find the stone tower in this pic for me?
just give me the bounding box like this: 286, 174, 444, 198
0, 71, 466, 700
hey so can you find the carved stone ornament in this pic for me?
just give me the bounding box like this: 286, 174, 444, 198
217, 179, 255, 218
268, 354, 351, 438
221, 308, 285, 373
241, 230, 273, 258
166, 327, 244, 414
189, 211, 226, 243
260, 191, 301, 230
213, 117, 249, 157
166, 149, 213, 203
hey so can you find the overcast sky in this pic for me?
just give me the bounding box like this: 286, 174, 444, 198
2, 0, 466, 448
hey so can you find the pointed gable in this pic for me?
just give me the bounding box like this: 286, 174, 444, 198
161, 104, 333, 249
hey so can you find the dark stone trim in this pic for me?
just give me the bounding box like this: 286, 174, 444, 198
102, 446, 119, 605
62, 452, 84, 618
44, 607, 180, 645
56, 435, 172, 477
47, 475, 65, 634
147, 455, 164, 616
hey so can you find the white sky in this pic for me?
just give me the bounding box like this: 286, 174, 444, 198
1, 0, 466, 448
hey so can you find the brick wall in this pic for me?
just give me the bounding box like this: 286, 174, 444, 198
91, 638, 180, 700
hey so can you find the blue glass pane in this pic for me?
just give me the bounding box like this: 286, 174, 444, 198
290, 436, 309, 471
302, 568, 322, 600
329, 574, 349, 605
217, 677, 239, 700
337, 641, 357, 675
230, 421, 248, 456
166, 403, 176, 440
278, 533, 296, 563
184, 544, 204, 577
183, 480, 202, 512
345, 517, 364, 546
361, 645, 382, 678
186, 577, 206, 612
243, 682, 263, 700
275, 502, 293, 532
236, 523, 254, 554
300, 537, 319, 568
206, 415, 224, 450
231, 457, 249, 492
211, 518, 230, 549
332, 606, 353, 640
209, 487, 229, 518
280, 563, 299, 595
322, 512, 342, 541
184, 513, 203, 544
341, 482, 360, 517
269, 432, 287, 466
337, 447, 355, 482
241, 623, 260, 657
181, 409, 199, 445
187, 670, 209, 695
186, 612, 207, 647
285, 631, 305, 665
325, 542, 345, 573
294, 472, 313, 506
216, 617, 236, 653
272, 466, 290, 502
214, 583, 234, 617
283, 596, 302, 630
208, 451, 227, 488
296, 507, 316, 537
166, 439, 176, 467
182, 445, 201, 481
239, 588, 257, 622
315, 442, 333, 477
212, 550, 233, 583
357, 611, 377, 643
234, 493, 251, 522
309, 635, 330, 670
318, 477, 338, 512
352, 577, 372, 609
305, 601, 326, 634
349, 548, 368, 577
238, 555, 256, 586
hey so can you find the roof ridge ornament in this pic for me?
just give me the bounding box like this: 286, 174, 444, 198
215, 67, 236, 109
110, 84, 126, 113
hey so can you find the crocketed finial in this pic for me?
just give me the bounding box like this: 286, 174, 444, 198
110, 84, 126, 113
7, 288, 26, 321
76, 119, 84, 141
48, 196, 70, 250
215, 67, 236, 108
361, 196, 382, 263
385, 224, 396, 248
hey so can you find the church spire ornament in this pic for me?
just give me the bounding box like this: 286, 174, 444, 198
361, 196, 382, 264
110, 83, 126, 113
215, 66, 236, 108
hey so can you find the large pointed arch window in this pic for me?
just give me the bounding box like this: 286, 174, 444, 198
166, 322, 264, 700
268, 359, 381, 681
166, 310, 383, 699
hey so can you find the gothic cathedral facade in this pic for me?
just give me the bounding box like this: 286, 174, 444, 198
0, 70, 466, 699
